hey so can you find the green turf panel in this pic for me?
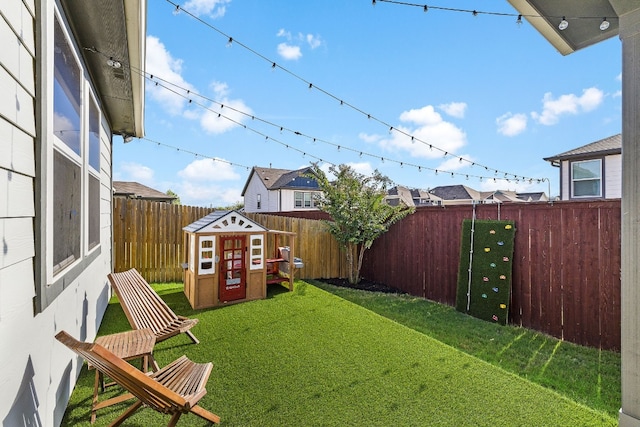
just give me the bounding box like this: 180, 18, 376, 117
456, 219, 516, 325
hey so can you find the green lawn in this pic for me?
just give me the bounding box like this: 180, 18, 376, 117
61, 281, 617, 426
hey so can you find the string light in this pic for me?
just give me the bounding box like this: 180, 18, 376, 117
96, 41, 550, 190
158, 0, 549, 184
559, 17, 569, 30
600, 18, 610, 31
373, 0, 618, 31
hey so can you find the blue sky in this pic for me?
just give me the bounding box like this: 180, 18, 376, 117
113, 0, 622, 207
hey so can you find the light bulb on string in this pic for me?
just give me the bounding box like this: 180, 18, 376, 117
423, 5, 428, 12
516, 14, 522, 26
559, 17, 568, 30
600, 18, 610, 31
226, 37, 233, 47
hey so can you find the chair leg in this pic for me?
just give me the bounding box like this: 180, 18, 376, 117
167, 413, 182, 427
108, 400, 143, 427
190, 405, 221, 424
185, 331, 200, 344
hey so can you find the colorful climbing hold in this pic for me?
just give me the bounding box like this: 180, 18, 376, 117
490, 262, 496, 268
500, 304, 507, 309
499, 275, 506, 280
484, 247, 491, 252
505, 224, 512, 229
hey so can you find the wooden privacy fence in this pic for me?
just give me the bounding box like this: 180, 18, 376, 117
113, 198, 622, 350
244, 213, 349, 280
112, 200, 345, 283
113, 198, 214, 282
360, 200, 621, 351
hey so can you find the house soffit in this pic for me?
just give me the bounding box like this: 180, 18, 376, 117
59, 0, 145, 137
507, 0, 619, 55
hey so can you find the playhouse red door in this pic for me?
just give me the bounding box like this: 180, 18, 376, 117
219, 235, 246, 302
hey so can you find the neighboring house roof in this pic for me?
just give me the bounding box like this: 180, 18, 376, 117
429, 185, 482, 201
516, 192, 548, 202
113, 181, 176, 202
241, 166, 319, 195
543, 134, 621, 165
59, 0, 145, 137
386, 186, 416, 207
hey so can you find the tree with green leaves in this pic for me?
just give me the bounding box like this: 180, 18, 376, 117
166, 189, 181, 205
309, 163, 414, 284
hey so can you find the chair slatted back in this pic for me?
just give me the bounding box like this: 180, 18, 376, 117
108, 269, 179, 335
56, 331, 187, 412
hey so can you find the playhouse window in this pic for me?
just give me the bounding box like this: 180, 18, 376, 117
257, 194, 261, 209
199, 236, 215, 274
250, 235, 264, 270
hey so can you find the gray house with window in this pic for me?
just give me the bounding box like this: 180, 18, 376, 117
242, 166, 321, 213
0, 1, 145, 425
544, 134, 621, 200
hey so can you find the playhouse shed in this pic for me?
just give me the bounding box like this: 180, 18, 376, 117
183, 210, 296, 309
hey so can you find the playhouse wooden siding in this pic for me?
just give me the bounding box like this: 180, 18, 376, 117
360, 200, 621, 350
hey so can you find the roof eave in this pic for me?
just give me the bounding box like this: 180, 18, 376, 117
59, 0, 146, 137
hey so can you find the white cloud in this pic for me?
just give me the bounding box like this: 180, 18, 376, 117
531, 87, 604, 126
436, 154, 474, 172
306, 34, 322, 49
438, 102, 467, 118
496, 112, 528, 137
346, 162, 374, 176
616, 72, 622, 81
200, 97, 253, 134
178, 158, 241, 181
277, 43, 302, 60
276, 28, 291, 40
361, 105, 466, 160
276, 28, 323, 60
146, 36, 196, 116
181, 0, 230, 18
118, 162, 155, 184
178, 181, 243, 206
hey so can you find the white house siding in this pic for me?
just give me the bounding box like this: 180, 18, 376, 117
243, 174, 269, 213
0, 2, 114, 426
604, 153, 622, 198
559, 156, 622, 200
560, 160, 571, 200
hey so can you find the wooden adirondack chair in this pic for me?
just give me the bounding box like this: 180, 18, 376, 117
108, 268, 200, 344
56, 331, 220, 426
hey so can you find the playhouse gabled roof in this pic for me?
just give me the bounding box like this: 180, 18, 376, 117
183, 210, 267, 233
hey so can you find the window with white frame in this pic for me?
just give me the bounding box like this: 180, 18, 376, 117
257, 193, 261, 209
199, 236, 215, 274
51, 10, 102, 276
571, 159, 602, 198
250, 235, 264, 270
294, 191, 316, 208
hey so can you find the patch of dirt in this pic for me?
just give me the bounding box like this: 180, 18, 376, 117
318, 277, 405, 294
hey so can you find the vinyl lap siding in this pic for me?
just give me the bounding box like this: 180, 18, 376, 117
0, 0, 39, 424
0, 2, 114, 426
605, 154, 622, 198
